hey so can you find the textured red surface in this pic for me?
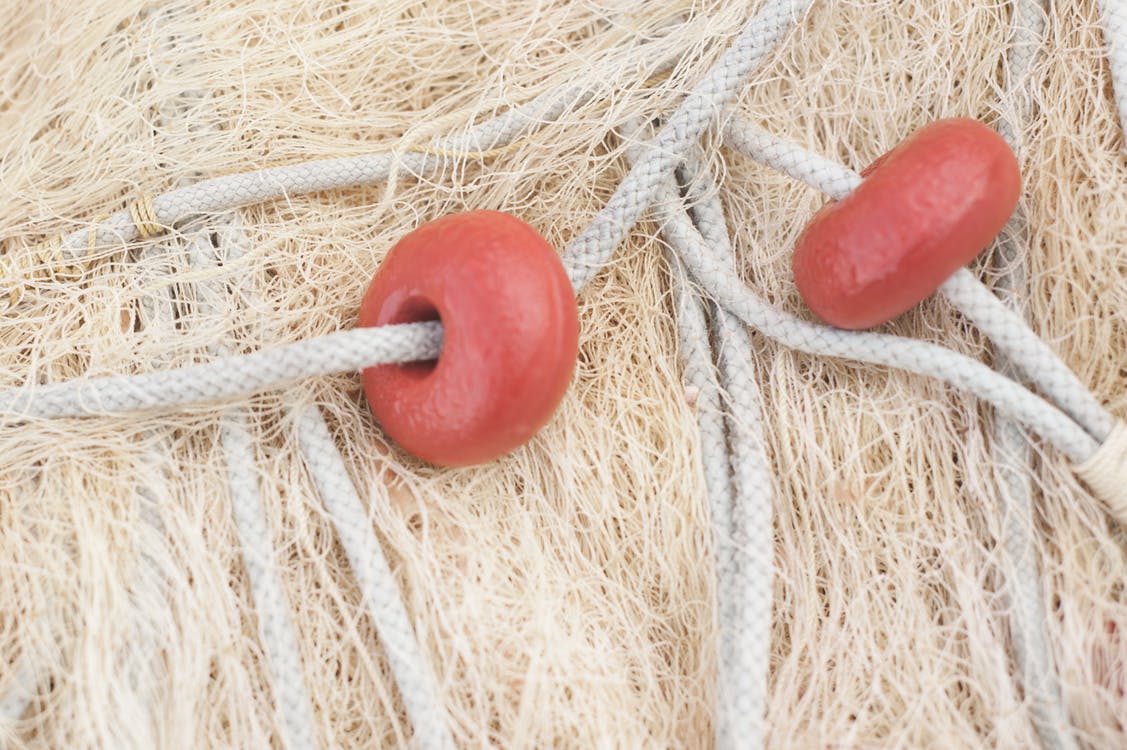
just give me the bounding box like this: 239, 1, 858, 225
358, 210, 579, 466
792, 118, 1021, 330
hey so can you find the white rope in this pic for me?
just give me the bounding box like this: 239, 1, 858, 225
991, 3, 1078, 747
621, 120, 747, 748
0, 322, 442, 419
720, 112, 1127, 519
221, 413, 318, 750
0, 12, 1111, 466
189, 96, 453, 744
667, 248, 735, 558
649, 163, 1098, 462
0, 9, 811, 739
0, 0, 812, 420
722, 115, 1116, 445
618, 118, 737, 546
996, 414, 1079, 750
1097, 0, 1127, 140
667, 237, 743, 746
561, 0, 815, 290
0, 655, 38, 732
594, 4, 815, 734
711, 306, 774, 748
596, 1, 864, 725
186, 223, 318, 749
0, 28, 687, 303
0, 9, 810, 746
939, 271, 1113, 443
649, 173, 1095, 462
177, 177, 452, 746
679, 147, 776, 749
295, 405, 456, 750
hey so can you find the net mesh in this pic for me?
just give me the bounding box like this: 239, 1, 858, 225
0, 0, 1124, 746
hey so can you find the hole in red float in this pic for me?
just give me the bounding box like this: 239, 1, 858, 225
389, 295, 442, 379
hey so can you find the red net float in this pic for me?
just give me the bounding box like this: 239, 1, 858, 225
793, 117, 1021, 330
358, 210, 579, 467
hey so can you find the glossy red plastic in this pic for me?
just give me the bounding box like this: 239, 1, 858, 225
358, 210, 579, 466
792, 118, 1021, 330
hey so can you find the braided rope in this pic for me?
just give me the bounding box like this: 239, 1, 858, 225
184, 223, 318, 749
295, 405, 456, 749
0, 1, 1106, 458
666, 242, 742, 744
0, 322, 442, 419
648, 162, 1098, 462
1097, 0, 1127, 139
679, 147, 776, 748
0, 30, 688, 313
992, 3, 1078, 748
222, 414, 318, 749
0, 13, 773, 744
198, 191, 441, 749
624, 112, 772, 747
721, 116, 1116, 444
561, 0, 815, 290
0, 6, 1110, 491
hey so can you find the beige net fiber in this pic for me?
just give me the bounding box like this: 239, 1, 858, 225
0, 0, 1125, 747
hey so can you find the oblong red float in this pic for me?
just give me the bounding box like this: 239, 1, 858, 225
792, 117, 1021, 330
358, 210, 579, 467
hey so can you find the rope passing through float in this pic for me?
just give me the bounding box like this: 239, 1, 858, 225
358, 210, 579, 467
2, 0, 1127, 747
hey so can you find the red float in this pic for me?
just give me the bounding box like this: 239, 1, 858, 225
358, 210, 579, 467
792, 117, 1021, 330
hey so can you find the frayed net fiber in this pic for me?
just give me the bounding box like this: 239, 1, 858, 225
1, 0, 1126, 747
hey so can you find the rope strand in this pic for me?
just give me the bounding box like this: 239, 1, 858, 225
992, 2, 1077, 747
722, 114, 1116, 444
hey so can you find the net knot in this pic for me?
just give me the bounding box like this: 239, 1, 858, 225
1076, 420, 1127, 525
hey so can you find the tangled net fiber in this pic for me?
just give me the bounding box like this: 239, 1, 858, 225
0, 0, 1126, 747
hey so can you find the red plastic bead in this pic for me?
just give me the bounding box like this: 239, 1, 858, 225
358, 210, 579, 467
792, 117, 1021, 330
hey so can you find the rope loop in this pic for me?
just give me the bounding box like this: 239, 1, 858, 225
1077, 421, 1127, 525
129, 194, 163, 239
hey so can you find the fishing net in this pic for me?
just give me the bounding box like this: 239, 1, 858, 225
0, 0, 1124, 747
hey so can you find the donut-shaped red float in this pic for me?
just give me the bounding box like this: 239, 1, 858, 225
793, 117, 1021, 330
358, 210, 579, 466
